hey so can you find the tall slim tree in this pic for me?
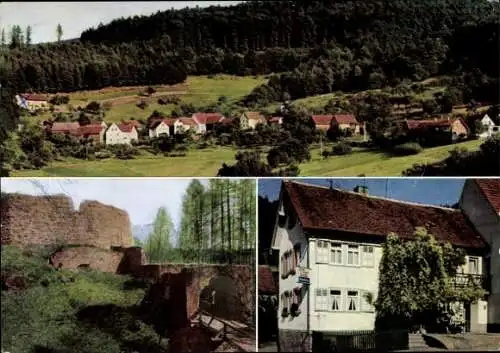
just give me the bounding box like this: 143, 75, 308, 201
144, 207, 174, 263
25, 26, 32, 46
56, 23, 63, 42
1, 29, 5, 48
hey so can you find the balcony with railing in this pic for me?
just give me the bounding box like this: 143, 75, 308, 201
452, 273, 490, 292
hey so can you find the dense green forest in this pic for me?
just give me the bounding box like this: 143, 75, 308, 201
1, 0, 498, 97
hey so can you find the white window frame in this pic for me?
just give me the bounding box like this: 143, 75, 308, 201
315, 288, 329, 311
330, 243, 343, 265
347, 245, 360, 266
468, 256, 480, 275
347, 290, 360, 311
362, 245, 374, 267
316, 240, 329, 264
330, 288, 342, 311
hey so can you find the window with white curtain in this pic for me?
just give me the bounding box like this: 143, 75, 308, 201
330, 243, 342, 264
330, 289, 342, 311
468, 257, 479, 274
316, 241, 329, 263
347, 290, 360, 311
347, 245, 360, 265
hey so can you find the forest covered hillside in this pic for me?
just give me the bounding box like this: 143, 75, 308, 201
1, 0, 498, 97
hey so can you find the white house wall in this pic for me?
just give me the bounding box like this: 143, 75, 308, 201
460, 180, 500, 328
277, 212, 309, 332
307, 238, 382, 332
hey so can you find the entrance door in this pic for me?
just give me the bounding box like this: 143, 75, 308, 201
465, 303, 471, 332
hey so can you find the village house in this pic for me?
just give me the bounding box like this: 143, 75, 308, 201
240, 111, 267, 130
268, 116, 283, 126
405, 117, 470, 146
72, 124, 106, 144
271, 180, 498, 352
174, 117, 198, 134
15, 94, 49, 111
149, 118, 175, 138
311, 114, 362, 135
192, 112, 225, 133
105, 122, 138, 145
477, 114, 500, 139
49, 122, 80, 135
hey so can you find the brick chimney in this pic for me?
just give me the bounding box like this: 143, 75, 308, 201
353, 185, 369, 195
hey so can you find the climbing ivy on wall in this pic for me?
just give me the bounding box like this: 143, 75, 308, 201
375, 227, 486, 333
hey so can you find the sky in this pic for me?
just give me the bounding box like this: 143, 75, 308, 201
258, 178, 466, 207
0, 178, 209, 228
0, 1, 242, 44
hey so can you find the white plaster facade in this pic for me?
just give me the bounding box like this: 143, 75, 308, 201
478, 114, 500, 138
149, 121, 171, 138
460, 180, 500, 331
272, 182, 495, 334
105, 123, 138, 145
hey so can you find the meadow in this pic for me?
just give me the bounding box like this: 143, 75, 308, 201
11, 140, 483, 177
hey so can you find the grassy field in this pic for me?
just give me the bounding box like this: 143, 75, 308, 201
11, 140, 482, 177
302, 139, 482, 176
36, 75, 267, 124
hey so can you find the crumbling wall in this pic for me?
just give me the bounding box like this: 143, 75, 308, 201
50, 246, 124, 272
0, 193, 132, 249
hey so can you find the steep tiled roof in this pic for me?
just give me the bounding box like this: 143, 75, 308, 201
244, 111, 266, 121
258, 265, 277, 295
282, 181, 487, 249
311, 115, 333, 126
176, 117, 198, 126
332, 114, 359, 125
193, 113, 224, 124
118, 123, 135, 133
21, 93, 48, 102
73, 124, 104, 136
475, 179, 500, 213
51, 122, 80, 132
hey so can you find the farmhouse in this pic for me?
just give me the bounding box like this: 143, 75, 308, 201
477, 114, 500, 138
50, 122, 80, 134
406, 117, 469, 146
72, 124, 106, 144
174, 117, 198, 134
149, 118, 175, 138
271, 180, 499, 352
192, 112, 225, 133
311, 114, 361, 135
106, 122, 138, 145
268, 116, 283, 126
16, 94, 49, 111
240, 111, 267, 130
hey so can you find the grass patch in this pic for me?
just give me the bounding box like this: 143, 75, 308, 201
1, 245, 159, 353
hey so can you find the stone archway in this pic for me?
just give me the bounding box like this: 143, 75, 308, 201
199, 275, 241, 321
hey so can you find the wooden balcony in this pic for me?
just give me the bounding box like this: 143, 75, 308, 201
452, 273, 490, 292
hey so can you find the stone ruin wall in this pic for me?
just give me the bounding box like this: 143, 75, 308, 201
0, 193, 133, 249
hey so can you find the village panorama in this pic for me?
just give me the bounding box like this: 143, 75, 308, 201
1, 0, 499, 177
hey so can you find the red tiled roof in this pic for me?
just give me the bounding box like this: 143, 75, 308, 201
244, 111, 266, 122
475, 179, 500, 213
176, 117, 197, 126
72, 124, 104, 136
21, 93, 48, 102
118, 123, 136, 133
332, 114, 359, 125
51, 122, 80, 133
124, 120, 141, 128
282, 181, 487, 249
193, 113, 224, 125
268, 116, 283, 123
311, 115, 333, 126
258, 265, 277, 295
406, 118, 470, 133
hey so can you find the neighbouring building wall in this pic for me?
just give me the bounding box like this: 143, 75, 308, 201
106, 124, 129, 145
308, 238, 381, 332
0, 194, 133, 250
452, 120, 469, 136
460, 180, 500, 331
50, 246, 125, 272
338, 123, 360, 134
276, 197, 311, 352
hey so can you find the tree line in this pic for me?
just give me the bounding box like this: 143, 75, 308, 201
141, 179, 256, 264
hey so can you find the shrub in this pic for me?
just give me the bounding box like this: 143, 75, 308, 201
331, 142, 353, 155
392, 142, 423, 156
107, 144, 139, 159
48, 95, 70, 105
136, 100, 148, 110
